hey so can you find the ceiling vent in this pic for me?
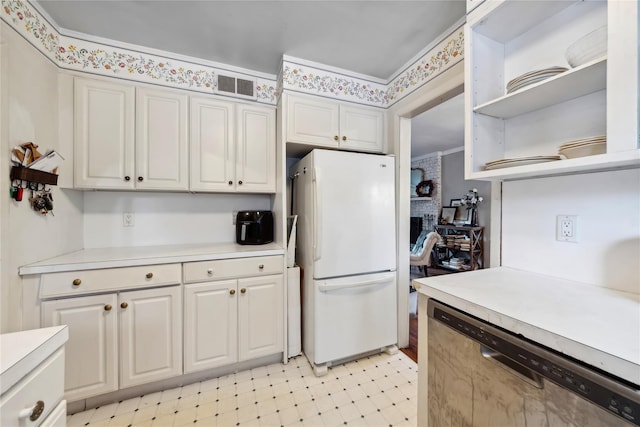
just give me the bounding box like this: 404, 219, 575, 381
216, 74, 256, 100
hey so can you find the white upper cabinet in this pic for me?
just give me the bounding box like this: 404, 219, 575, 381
190, 98, 276, 193
75, 78, 188, 190
235, 104, 276, 193
135, 87, 189, 190
74, 78, 135, 189
286, 94, 340, 148
285, 92, 385, 153
465, 0, 639, 181
190, 97, 235, 192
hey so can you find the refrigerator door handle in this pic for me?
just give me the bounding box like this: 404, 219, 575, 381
313, 167, 322, 261
318, 277, 391, 292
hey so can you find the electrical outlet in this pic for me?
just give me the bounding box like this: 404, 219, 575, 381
123, 212, 135, 227
556, 215, 578, 242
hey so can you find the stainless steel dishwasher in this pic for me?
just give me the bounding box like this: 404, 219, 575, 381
427, 299, 640, 426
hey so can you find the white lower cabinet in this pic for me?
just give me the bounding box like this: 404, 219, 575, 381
183, 261, 284, 374
42, 285, 181, 401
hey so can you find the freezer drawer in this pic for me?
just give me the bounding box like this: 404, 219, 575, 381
307, 272, 397, 365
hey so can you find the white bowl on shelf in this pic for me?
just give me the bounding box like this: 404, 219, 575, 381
559, 141, 606, 159
565, 26, 607, 68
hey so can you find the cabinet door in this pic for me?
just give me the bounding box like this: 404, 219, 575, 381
184, 280, 238, 373
339, 105, 385, 153
190, 97, 235, 192
42, 294, 118, 401
136, 88, 189, 190
74, 78, 135, 189
237, 275, 284, 362
235, 104, 276, 193
119, 286, 182, 388
286, 94, 339, 147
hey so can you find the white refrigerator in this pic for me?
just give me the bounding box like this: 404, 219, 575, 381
293, 149, 397, 375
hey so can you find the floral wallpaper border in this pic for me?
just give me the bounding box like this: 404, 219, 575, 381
281, 61, 388, 107
1, 0, 278, 104
2, 0, 463, 109
280, 28, 464, 108
386, 29, 464, 107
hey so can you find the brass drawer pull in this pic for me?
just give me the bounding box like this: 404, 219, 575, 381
121, 302, 128, 309
258, 264, 264, 270
146, 272, 153, 279
104, 304, 112, 311
30, 400, 45, 421
240, 288, 247, 294
207, 268, 214, 276
72, 278, 81, 286
334, 135, 339, 141
342, 136, 347, 141
229, 289, 236, 295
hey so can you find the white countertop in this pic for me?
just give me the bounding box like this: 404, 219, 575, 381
0, 326, 69, 395
413, 266, 640, 386
19, 242, 285, 275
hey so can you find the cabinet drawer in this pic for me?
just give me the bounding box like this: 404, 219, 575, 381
39, 264, 181, 299
0, 348, 64, 427
183, 256, 283, 283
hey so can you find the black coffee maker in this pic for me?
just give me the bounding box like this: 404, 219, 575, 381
235, 211, 274, 245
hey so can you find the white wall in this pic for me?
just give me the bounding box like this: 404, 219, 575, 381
1, 23, 84, 332
502, 168, 640, 294
83, 192, 271, 248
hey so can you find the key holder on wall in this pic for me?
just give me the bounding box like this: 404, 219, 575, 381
10, 166, 58, 215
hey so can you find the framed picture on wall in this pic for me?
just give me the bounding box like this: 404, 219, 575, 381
440, 206, 457, 225
450, 199, 462, 206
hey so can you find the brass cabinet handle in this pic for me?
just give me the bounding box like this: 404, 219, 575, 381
228, 180, 233, 185
30, 400, 45, 421
138, 176, 144, 182
334, 135, 339, 141
104, 304, 112, 311
230, 289, 236, 295
72, 279, 81, 286
124, 176, 131, 181
207, 268, 213, 276
342, 136, 347, 141
240, 288, 247, 294
146, 272, 153, 279
121, 302, 128, 309
238, 180, 243, 185
258, 264, 264, 270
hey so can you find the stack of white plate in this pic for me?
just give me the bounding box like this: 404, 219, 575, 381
506, 67, 569, 94
558, 136, 606, 159
484, 155, 562, 170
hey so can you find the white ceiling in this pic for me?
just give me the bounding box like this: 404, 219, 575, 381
411, 93, 465, 159
35, 0, 466, 80
34, 0, 467, 157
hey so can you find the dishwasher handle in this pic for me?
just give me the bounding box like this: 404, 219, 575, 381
480, 345, 544, 389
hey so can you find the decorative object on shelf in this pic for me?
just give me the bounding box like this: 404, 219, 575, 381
410, 168, 425, 196
484, 155, 562, 170
416, 180, 434, 197
506, 66, 569, 94
558, 136, 606, 159
460, 188, 484, 227
566, 26, 607, 68
9, 142, 62, 212
440, 206, 457, 225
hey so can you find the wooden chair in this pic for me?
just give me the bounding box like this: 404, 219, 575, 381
410, 231, 441, 276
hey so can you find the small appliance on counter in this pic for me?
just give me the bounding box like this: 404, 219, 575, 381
236, 211, 274, 245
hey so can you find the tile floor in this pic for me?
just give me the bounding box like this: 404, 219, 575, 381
66, 352, 418, 427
